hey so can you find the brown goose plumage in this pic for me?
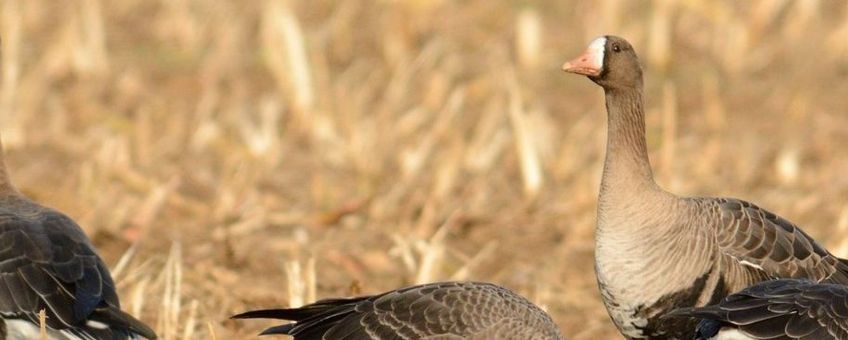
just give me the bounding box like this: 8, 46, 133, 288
667, 279, 848, 339
232, 281, 564, 340
562, 35, 848, 339
0, 137, 156, 339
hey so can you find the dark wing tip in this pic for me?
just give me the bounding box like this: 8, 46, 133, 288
232, 309, 298, 337
258, 324, 296, 336
231, 309, 293, 320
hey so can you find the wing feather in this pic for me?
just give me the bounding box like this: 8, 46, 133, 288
710, 198, 848, 283
668, 279, 848, 339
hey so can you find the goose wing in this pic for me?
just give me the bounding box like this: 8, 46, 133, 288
709, 198, 848, 283
667, 279, 848, 339
0, 209, 156, 339
233, 281, 563, 340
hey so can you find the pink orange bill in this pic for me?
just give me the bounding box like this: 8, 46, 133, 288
562, 50, 602, 77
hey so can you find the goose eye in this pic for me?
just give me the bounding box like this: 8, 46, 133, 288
612, 44, 621, 53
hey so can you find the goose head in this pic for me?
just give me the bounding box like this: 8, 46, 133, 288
562, 35, 642, 90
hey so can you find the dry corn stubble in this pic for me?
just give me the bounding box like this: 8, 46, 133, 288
0, 0, 847, 338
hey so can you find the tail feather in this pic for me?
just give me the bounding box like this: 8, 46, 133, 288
232, 297, 366, 321
232, 297, 369, 338
231, 309, 296, 320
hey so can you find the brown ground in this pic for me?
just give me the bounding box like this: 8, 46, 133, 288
2, 1, 848, 339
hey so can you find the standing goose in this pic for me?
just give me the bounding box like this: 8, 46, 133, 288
0, 137, 157, 339
232, 281, 564, 339
666, 279, 848, 339
562, 35, 848, 339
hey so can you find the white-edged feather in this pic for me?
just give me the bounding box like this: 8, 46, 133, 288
737, 260, 764, 270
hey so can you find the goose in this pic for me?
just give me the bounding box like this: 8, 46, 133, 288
232, 281, 564, 339
562, 35, 848, 339
666, 278, 848, 339
0, 137, 157, 339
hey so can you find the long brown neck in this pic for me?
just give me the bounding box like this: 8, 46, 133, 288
599, 86, 657, 197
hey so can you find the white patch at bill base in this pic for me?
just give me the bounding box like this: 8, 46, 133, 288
588, 36, 607, 70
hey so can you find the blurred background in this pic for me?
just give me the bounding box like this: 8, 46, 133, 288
1, 0, 848, 338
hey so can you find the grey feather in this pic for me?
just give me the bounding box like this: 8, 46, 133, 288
233, 281, 564, 340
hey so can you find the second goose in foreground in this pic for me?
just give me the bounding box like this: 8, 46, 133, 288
562, 36, 848, 339
666, 279, 848, 340
232, 281, 564, 339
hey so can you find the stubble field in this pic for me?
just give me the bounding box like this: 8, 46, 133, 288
2, 0, 848, 338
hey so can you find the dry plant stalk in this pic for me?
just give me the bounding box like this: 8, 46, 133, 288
507, 71, 543, 201
450, 241, 498, 281
158, 243, 183, 340
516, 8, 541, 70
835, 207, 848, 258
262, 0, 314, 115
39, 309, 47, 340
647, 0, 672, 73
77, 0, 109, 75
110, 244, 138, 281
285, 258, 316, 308
206, 321, 218, 340
413, 218, 450, 284
129, 277, 149, 322
0, 0, 23, 146
180, 300, 198, 340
